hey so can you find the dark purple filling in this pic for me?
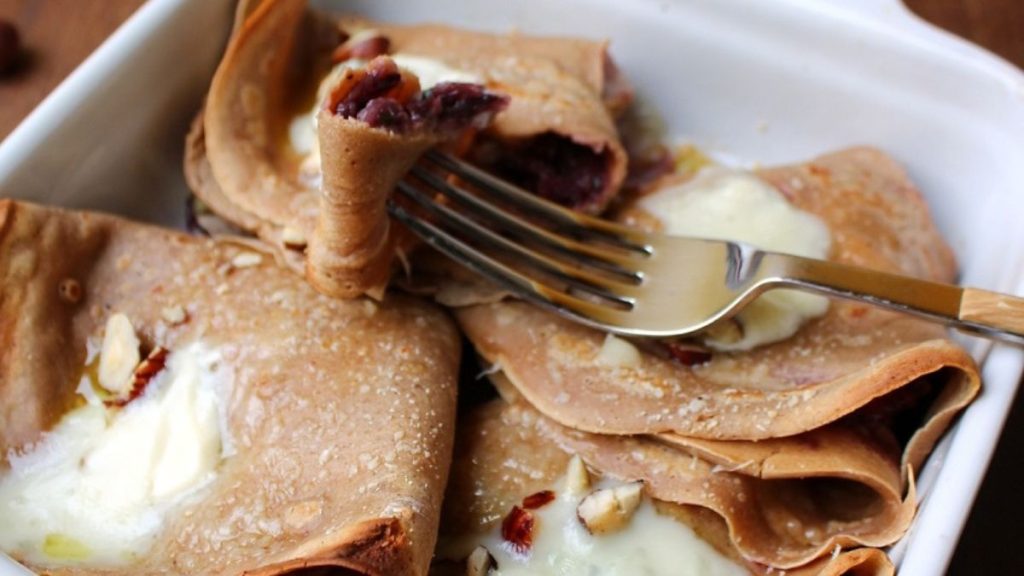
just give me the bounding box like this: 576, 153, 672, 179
356, 98, 412, 132
488, 133, 610, 209
333, 62, 508, 136
408, 82, 509, 133
332, 62, 402, 118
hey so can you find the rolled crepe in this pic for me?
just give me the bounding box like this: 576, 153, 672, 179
436, 400, 897, 574
456, 148, 979, 454
339, 16, 631, 212
187, 0, 630, 298
0, 200, 459, 575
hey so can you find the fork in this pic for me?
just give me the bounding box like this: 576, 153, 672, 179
387, 151, 1024, 345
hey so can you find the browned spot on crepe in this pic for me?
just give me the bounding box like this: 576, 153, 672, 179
0, 200, 459, 576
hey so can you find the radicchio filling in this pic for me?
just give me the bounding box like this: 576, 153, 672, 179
485, 132, 613, 210
329, 57, 508, 136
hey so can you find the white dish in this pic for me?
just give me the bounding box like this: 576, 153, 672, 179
1, 0, 1022, 574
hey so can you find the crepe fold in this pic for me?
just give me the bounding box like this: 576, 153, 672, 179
0, 200, 459, 576
187, 0, 630, 298
436, 400, 896, 575
447, 147, 980, 569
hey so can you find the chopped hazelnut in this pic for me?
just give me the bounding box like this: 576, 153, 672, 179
595, 333, 641, 367
576, 481, 643, 535
704, 318, 743, 345
565, 455, 591, 496
98, 314, 141, 395
465, 545, 496, 576
281, 226, 307, 249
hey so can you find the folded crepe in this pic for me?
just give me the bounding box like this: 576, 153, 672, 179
187, 0, 629, 299
449, 147, 980, 568
0, 200, 460, 575
336, 16, 631, 212
457, 147, 978, 444
435, 400, 896, 575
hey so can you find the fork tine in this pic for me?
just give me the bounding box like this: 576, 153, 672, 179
423, 150, 650, 251
387, 199, 628, 325
394, 181, 636, 307
407, 166, 644, 282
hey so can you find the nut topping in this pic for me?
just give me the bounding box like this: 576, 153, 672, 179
663, 340, 713, 367
522, 490, 556, 510
576, 481, 643, 535
595, 333, 641, 367
105, 347, 169, 408
98, 314, 141, 395
465, 545, 497, 576
500, 505, 535, 554
281, 226, 307, 249
565, 455, 591, 496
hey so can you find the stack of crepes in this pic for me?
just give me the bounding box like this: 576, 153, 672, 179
437, 148, 981, 575
183, 0, 983, 574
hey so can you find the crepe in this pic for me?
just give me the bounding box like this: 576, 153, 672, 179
445, 147, 980, 569
0, 200, 460, 576
188, 0, 630, 298
337, 16, 631, 212
456, 148, 979, 450
435, 400, 897, 575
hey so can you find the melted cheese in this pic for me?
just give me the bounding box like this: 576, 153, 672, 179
440, 476, 746, 576
640, 167, 832, 350
0, 343, 230, 566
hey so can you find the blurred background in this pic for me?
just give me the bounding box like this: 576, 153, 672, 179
0, 0, 1022, 573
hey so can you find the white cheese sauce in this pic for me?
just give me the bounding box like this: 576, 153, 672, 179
639, 167, 832, 351
441, 475, 747, 576
0, 342, 231, 566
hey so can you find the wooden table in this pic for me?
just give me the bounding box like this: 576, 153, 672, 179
1, 0, 1022, 573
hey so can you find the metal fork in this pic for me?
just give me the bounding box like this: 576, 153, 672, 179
387, 151, 1024, 345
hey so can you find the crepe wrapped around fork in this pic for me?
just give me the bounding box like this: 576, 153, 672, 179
336, 16, 631, 213
187, 0, 629, 298
434, 399, 897, 574
0, 200, 459, 576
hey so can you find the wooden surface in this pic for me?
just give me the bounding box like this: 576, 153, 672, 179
0, 0, 1023, 573
0, 0, 145, 138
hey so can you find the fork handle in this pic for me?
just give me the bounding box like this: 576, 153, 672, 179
764, 254, 1024, 344
960, 288, 1024, 336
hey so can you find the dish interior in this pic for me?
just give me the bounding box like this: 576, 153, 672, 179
1, 0, 1023, 574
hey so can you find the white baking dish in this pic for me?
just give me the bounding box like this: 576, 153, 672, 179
1, 0, 1022, 574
